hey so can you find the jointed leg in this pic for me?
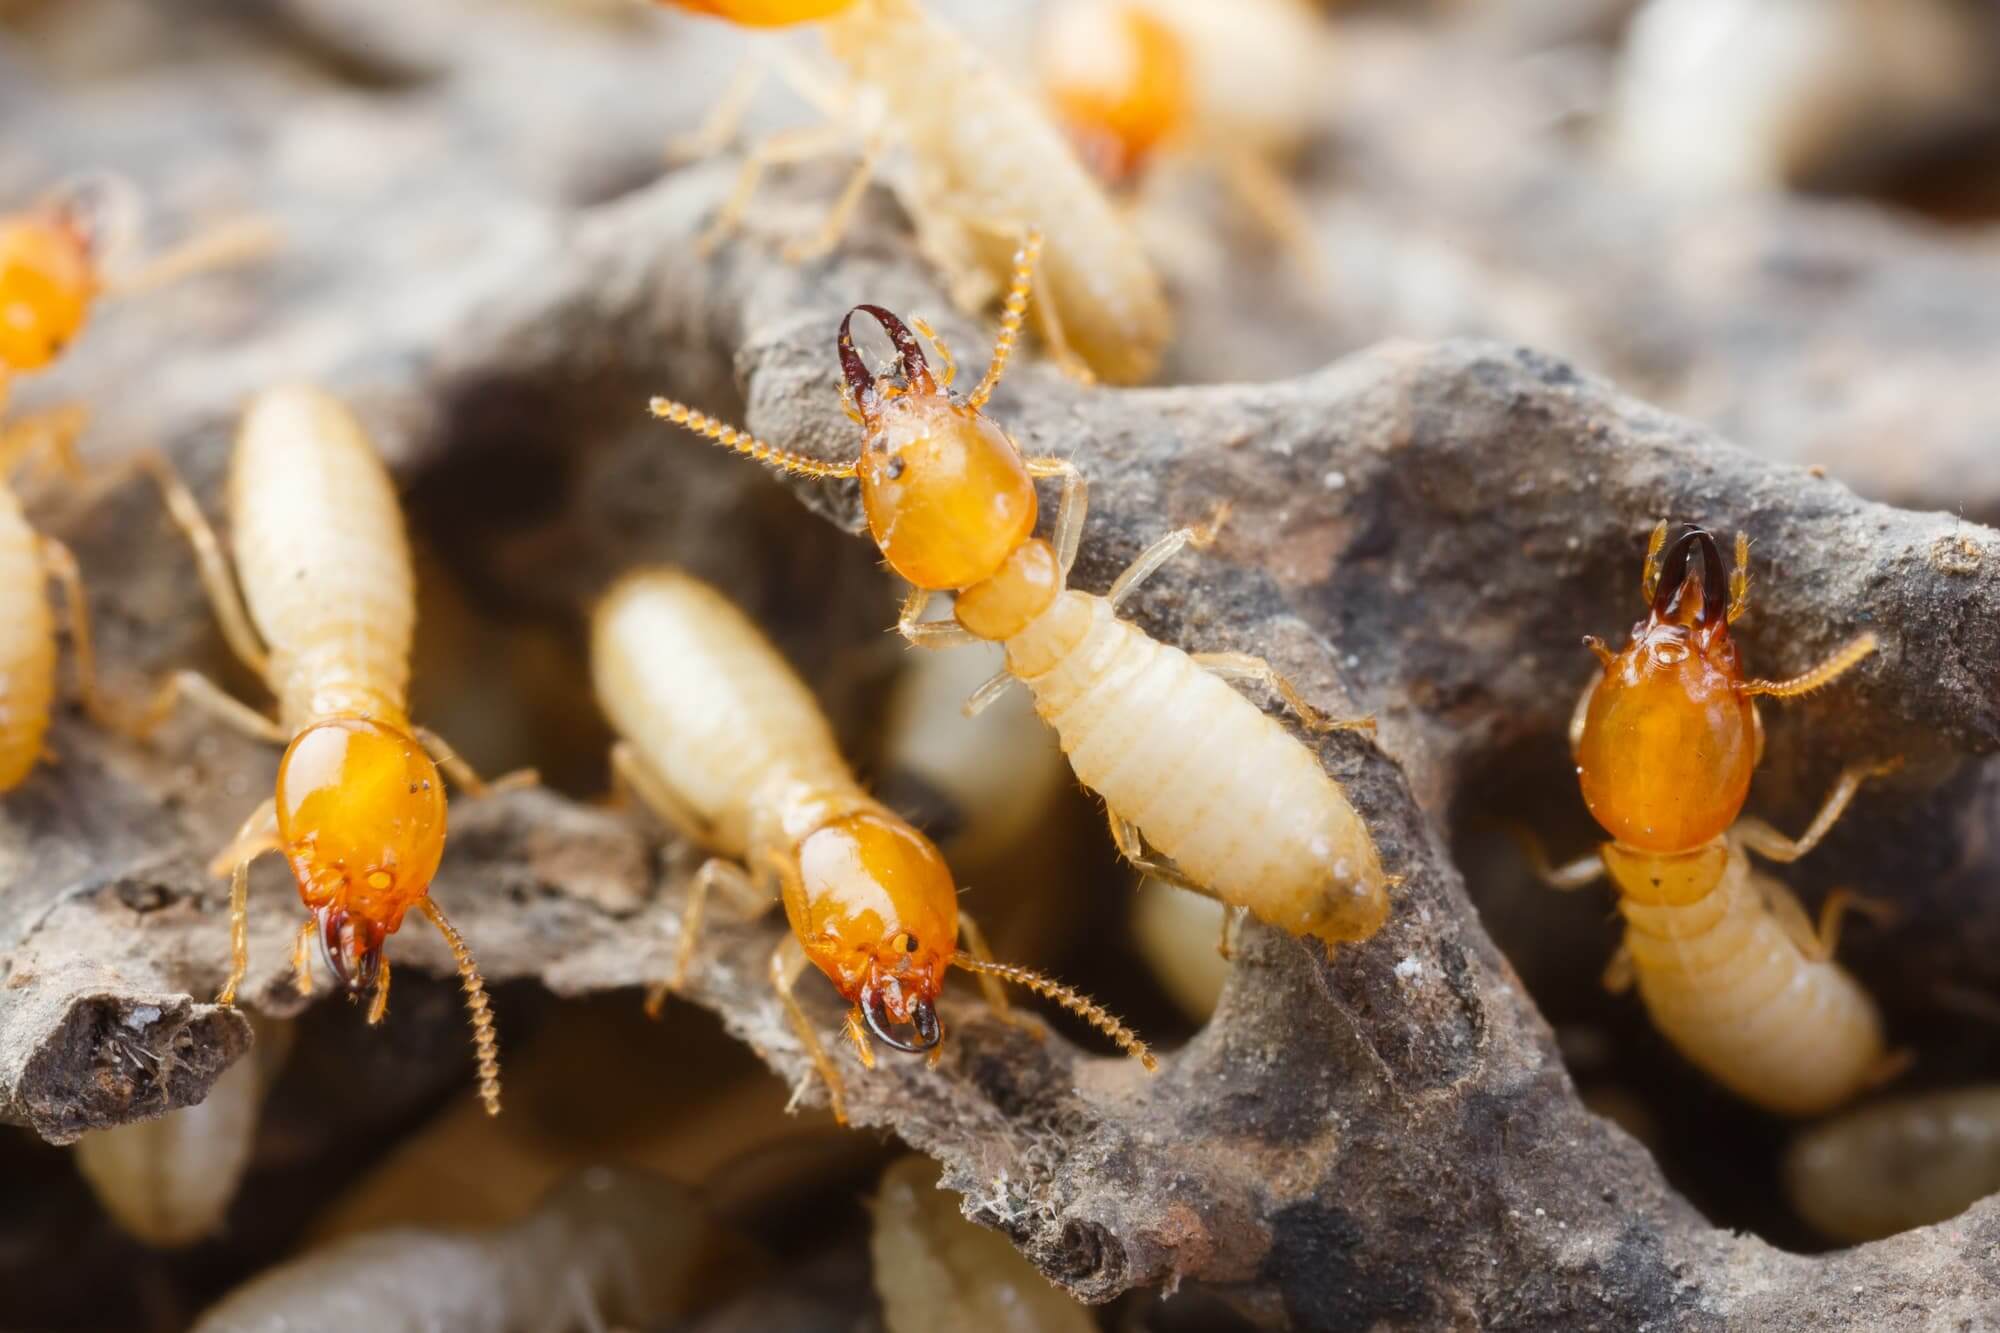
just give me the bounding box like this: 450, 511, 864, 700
146, 669, 286, 746
666, 60, 768, 162
610, 740, 710, 847
1755, 874, 1896, 963
1106, 807, 1206, 896
771, 934, 849, 1123
1191, 651, 1374, 735
781, 133, 886, 262
1508, 824, 1607, 891
1025, 455, 1086, 576
647, 856, 764, 1015
413, 724, 537, 798
898, 585, 976, 649
697, 122, 853, 255
1732, 759, 1901, 863
103, 216, 280, 298
292, 918, 316, 997
961, 667, 1017, 718
965, 227, 1043, 411
39, 537, 127, 732
1601, 944, 1635, 994
1213, 146, 1324, 289
1106, 505, 1229, 610
137, 451, 270, 677
1639, 520, 1668, 604
957, 910, 1041, 1038
214, 797, 278, 1006
366, 955, 392, 1026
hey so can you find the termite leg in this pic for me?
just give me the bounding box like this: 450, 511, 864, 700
666, 59, 768, 163
1211, 144, 1324, 289
291, 918, 315, 997
1728, 531, 1751, 623
897, 586, 977, 649
949, 214, 1093, 386
137, 451, 271, 678
1024, 455, 1086, 577
697, 121, 853, 256
215, 798, 278, 1006
1863, 1047, 1915, 1092
1105, 506, 1230, 610
1742, 634, 1879, 699
957, 910, 1043, 1039
1755, 875, 1897, 963
609, 740, 711, 847
145, 670, 287, 747
412, 724, 537, 798
647, 856, 762, 1015
965, 228, 1044, 411
960, 667, 1017, 719
1507, 824, 1607, 891
1107, 807, 1208, 896
366, 954, 392, 1026
0, 404, 88, 483
770, 934, 849, 1124
1639, 520, 1669, 604
1732, 759, 1901, 863
100, 216, 280, 299
1601, 944, 1635, 994
780, 131, 887, 263
1190, 651, 1374, 736
39, 536, 129, 733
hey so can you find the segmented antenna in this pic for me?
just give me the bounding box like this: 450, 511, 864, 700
420, 899, 503, 1116
1745, 633, 1878, 699
966, 227, 1043, 412
649, 398, 856, 479
953, 952, 1157, 1071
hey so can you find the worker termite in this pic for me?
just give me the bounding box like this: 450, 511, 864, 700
1037, 0, 1330, 275
139, 385, 522, 1116
592, 566, 1154, 1123
0, 179, 274, 789
1519, 521, 1899, 1116
656, 0, 1172, 385
649, 237, 1392, 956
1784, 1085, 2000, 1243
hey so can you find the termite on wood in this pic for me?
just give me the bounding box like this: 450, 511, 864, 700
655, 0, 1172, 385
592, 566, 1154, 1123
1519, 522, 1899, 1116
650, 233, 1392, 958
1785, 1085, 2000, 1243
140, 385, 523, 1116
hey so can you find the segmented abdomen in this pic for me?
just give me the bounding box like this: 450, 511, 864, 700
0, 485, 54, 791
1623, 860, 1884, 1117
228, 386, 413, 733
826, 0, 1171, 384
592, 568, 855, 857
1006, 591, 1383, 945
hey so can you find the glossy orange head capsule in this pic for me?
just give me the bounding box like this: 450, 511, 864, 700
786, 809, 958, 1051
838, 305, 1039, 592
0, 208, 96, 373
276, 717, 447, 990
1040, 0, 1192, 183
1576, 526, 1756, 853
660, 0, 857, 25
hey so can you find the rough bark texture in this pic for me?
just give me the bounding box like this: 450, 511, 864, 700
9, 1, 2000, 1328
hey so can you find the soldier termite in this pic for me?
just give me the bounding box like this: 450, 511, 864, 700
649, 234, 1392, 957
655, 0, 1172, 385
1784, 1085, 2000, 1244
0, 179, 273, 788
139, 385, 522, 1116
1518, 522, 1900, 1117
1037, 0, 1330, 277
592, 566, 1154, 1124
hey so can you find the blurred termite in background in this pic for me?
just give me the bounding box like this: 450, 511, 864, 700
1518, 522, 1900, 1116
139, 386, 527, 1116
592, 566, 1154, 1124
1785, 1086, 2000, 1244
0, 177, 274, 789
651, 232, 1393, 958
654, 0, 1171, 384
1037, 0, 1331, 280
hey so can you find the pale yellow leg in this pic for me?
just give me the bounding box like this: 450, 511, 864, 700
780, 133, 886, 263
960, 668, 1017, 719
215, 798, 279, 1007
897, 585, 977, 649
1733, 760, 1901, 863
39, 537, 129, 733
957, 910, 1042, 1039
1191, 651, 1375, 736
1025, 455, 1087, 577
412, 724, 537, 798
292, 918, 316, 997
666, 59, 768, 163
1601, 944, 1635, 994
698, 122, 854, 256
1212, 145, 1324, 289
146, 669, 286, 746
137, 451, 270, 678
771, 934, 848, 1124
1508, 824, 1607, 891
366, 954, 392, 1026
1107, 807, 1209, 898
1105, 506, 1229, 609
102, 216, 281, 298
647, 856, 764, 1015
1755, 875, 1897, 963
609, 740, 710, 847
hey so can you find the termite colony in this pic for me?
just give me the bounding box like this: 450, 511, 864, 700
12, 0, 2000, 1322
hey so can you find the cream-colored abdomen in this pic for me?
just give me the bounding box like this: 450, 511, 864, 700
1006, 591, 1381, 941
1622, 851, 1884, 1117
591, 568, 854, 857
228, 386, 414, 733
0, 485, 53, 790
827, 1, 1170, 384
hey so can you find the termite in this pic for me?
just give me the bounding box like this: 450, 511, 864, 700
649, 236, 1392, 957
592, 565, 1154, 1123
656, 0, 1172, 385
0, 180, 273, 788
1520, 521, 1899, 1116
1784, 1085, 2000, 1243
139, 385, 520, 1116
1037, 0, 1329, 275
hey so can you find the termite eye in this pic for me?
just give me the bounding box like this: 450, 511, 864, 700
899, 933, 918, 953
887, 456, 906, 479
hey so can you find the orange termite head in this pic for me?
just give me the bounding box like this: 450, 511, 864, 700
0, 203, 96, 373
790, 808, 960, 1054
659, 0, 857, 25
276, 717, 448, 992
1039, 0, 1192, 184
838, 305, 1039, 592
1575, 525, 1757, 853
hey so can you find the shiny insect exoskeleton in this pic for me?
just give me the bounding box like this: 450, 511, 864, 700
1038, 0, 1329, 275
650, 236, 1391, 957
1524, 522, 1899, 1116
657, 0, 1171, 385
142, 385, 518, 1115
1784, 1085, 2000, 1243
593, 566, 1152, 1123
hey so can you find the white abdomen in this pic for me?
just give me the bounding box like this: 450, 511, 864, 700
0, 485, 53, 790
